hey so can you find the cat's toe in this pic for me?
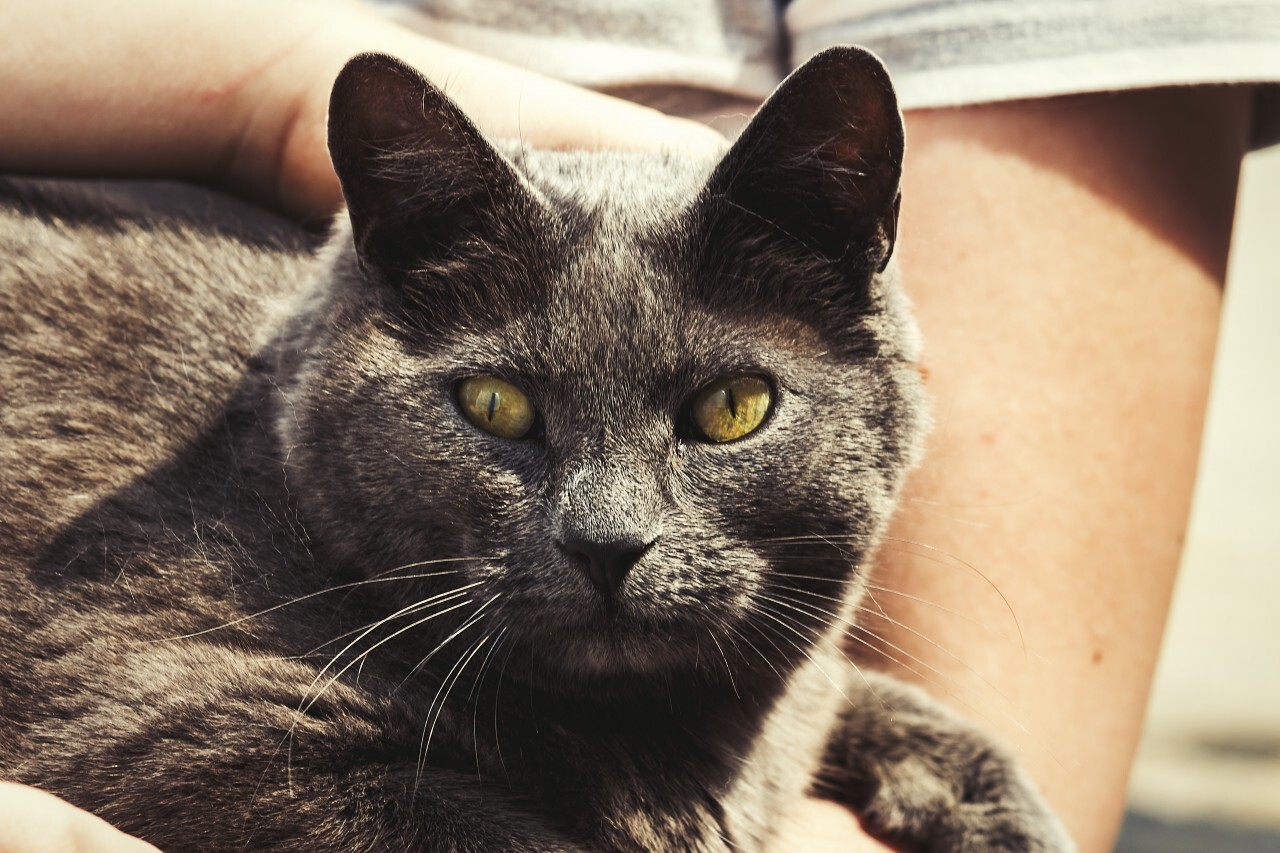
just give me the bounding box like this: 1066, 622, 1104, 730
850, 750, 1076, 853
947, 802, 1076, 853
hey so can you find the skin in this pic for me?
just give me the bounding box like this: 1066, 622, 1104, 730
0, 0, 1251, 850
0, 782, 159, 853
0, 0, 723, 224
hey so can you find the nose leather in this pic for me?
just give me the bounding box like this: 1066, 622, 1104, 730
558, 535, 651, 598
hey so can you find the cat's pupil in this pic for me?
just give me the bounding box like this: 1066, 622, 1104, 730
457, 376, 536, 439
690, 375, 772, 443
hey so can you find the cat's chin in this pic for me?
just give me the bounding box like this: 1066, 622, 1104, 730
507, 608, 708, 681
570, 638, 680, 678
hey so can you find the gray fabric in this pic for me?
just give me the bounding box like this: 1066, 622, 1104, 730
791, 1, 1280, 72
787, 0, 1280, 146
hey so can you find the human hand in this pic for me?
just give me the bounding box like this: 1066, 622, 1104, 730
776, 798, 898, 852
248, 1, 729, 219
0, 782, 160, 853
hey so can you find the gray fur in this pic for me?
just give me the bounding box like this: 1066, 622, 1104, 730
0, 48, 1071, 851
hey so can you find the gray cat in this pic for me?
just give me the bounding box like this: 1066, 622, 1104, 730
0, 47, 1072, 851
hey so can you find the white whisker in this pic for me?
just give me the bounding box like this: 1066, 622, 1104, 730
297, 584, 486, 718
127, 567, 476, 646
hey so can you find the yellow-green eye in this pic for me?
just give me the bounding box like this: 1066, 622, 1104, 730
457, 376, 536, 439
690, 375, 772, 443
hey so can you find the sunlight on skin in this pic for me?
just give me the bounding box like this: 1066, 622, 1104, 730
0, 782, 160, 853
0, 0, 724, 223
781, 798, 898, 852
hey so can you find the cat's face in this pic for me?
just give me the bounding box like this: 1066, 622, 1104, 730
285, 50, 921, 687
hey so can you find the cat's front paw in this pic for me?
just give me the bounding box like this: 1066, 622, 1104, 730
818, 671, 1075, 853
856, 749, 1074, 852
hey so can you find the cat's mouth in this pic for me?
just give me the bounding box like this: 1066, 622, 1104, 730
531, 629, 695, 678
497, 598, 708, 677
476, 540, 756, 677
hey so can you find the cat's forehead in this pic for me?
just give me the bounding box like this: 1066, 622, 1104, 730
508, 147, 715, 232
498, 151, 701, 367
518, 251, 691, 386
492, 149, 832, 385
506, 250, 813, 399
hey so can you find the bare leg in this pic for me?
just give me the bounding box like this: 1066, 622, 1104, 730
851, 87, 1252, 852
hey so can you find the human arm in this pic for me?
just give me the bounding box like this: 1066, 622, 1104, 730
0, 0, 723, 222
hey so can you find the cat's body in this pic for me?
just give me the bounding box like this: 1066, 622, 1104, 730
0, 49, 1071, 851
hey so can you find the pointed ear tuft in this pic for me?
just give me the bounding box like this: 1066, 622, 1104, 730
327, 53, 532, 281
705, 47, 904, 273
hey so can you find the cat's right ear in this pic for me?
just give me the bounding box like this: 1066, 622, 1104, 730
327, 53, 533, 282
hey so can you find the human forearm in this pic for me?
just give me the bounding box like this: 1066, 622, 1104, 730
0, 0, 722, 219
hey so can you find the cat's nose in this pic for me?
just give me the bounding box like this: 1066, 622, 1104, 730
557, 535, 654, 598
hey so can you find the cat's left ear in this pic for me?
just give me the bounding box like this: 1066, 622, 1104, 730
704, 47, 903, 274
327, 53, 535, 281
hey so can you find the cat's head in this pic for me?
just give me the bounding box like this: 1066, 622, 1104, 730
282, 48, 922, 692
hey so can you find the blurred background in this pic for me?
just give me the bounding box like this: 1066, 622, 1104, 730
1117, 144, 1280, 850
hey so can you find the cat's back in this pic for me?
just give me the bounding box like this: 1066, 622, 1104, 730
0, 179, 314, 551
